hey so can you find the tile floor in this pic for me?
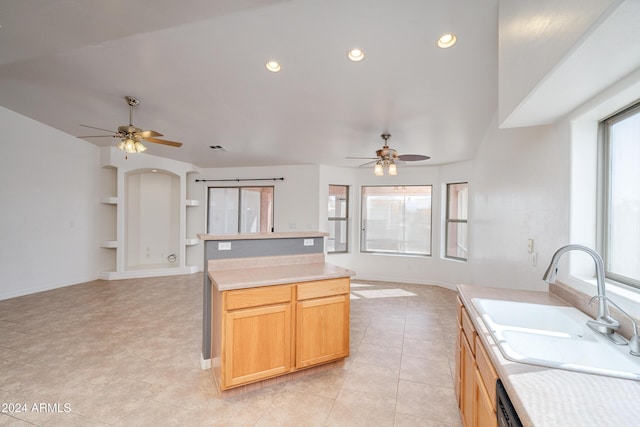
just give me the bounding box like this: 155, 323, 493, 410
0, 274, 462, 426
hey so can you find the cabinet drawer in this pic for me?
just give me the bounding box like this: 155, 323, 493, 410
461, 306, 477, 355
225, 284, 292, 311
297, 278, 349, 300
475, 336, 499, 411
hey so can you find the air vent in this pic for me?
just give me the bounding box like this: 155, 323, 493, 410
209, 145, 227, 151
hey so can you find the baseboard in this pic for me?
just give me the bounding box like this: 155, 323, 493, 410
200, 354, 211, 370
99, 265, 199, 280
0, 275, 98, 301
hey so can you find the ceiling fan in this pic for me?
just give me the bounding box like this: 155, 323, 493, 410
78, 96, 183, 153
346, 133, 430, 175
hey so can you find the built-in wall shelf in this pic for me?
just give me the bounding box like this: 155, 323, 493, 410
101, 196, 118, 205
98, 146, 202, 280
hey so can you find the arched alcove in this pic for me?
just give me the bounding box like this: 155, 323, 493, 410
125, 169, 180, 270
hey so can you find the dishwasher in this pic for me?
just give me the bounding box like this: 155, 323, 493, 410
496, 379, 523, 427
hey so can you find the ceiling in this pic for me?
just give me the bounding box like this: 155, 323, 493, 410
0, 0, 500, 168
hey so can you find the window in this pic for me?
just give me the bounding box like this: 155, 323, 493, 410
445, 182, 468, 261
328, 185, 349, 253
207, 187, 274, 234
601, 102, 640, 288
361, 185, 432, 255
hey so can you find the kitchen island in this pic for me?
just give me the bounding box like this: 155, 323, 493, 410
198, 232, 354, 393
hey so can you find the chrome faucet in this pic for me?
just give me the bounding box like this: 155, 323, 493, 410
542, 244, 620, 335
589, 295, 640, 356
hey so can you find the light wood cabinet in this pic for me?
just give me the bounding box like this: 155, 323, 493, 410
456, 296, 498, 427
296, 293, 349, 368
223, 302, 292, 388
460, 328, 476, 427
215, 278, 350, 390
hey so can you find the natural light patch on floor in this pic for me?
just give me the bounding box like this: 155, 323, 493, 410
350, 282, 374, 288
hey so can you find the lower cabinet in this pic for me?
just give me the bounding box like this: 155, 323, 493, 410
296, 294, 349, 368
456, 296, 498, 427
223, 302, 292, 388
217, 278, 350, 390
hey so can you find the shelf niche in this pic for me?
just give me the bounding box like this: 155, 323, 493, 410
97, 146, 201, 280
126, 170, 180, 270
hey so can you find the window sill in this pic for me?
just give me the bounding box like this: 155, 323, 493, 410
564, 274, 640, 317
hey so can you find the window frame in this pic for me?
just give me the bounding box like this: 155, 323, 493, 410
360, 185, 433, 257
327, 184, 349, 254
206, 186, 274, 234
445, 182, 469, 262
599, 101, 640, 289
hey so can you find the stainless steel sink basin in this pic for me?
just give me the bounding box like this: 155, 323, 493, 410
471, 298, 640, 380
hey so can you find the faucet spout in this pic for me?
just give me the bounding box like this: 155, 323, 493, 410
543, 244, 619, 334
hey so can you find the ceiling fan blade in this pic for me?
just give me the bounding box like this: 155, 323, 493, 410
397, 154, 430, 161
137, 130, 163, 138
145, 137, 182, 147
80, 124, 117, 134
346, 156, 378, 160
77, 135, 117, 138
358, 160, 379, 167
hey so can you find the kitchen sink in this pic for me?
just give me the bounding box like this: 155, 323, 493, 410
471, 298, 640, 380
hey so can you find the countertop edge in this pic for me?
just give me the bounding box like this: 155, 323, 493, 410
198, 231, 329, 241
210, 262, 355, 291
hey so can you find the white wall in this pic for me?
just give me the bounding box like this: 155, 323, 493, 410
468, 116, 570, 291
0, 106, 101, 299
126, 171, 180, 267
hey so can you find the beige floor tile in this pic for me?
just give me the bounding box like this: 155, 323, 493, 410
0, 275, 461, 426
281, 367, 347, 399
399, 355, 454, 387
341, 362, 399, 398
352, 342, 402, 370
255, 389, 334, 426
395, 380, 461, 426
114, 399, 191, 426
394, 410, 461, 426
325, 388, 396, 427
402, 337, 448, 360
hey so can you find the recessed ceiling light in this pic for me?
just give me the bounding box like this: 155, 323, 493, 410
265, 60, 281, 73
437, 33, 457, 48
347, 48, 365, 62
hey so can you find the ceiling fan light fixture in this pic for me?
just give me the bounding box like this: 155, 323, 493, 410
388, 162, 398, 176
134, 140, 147, 153
437, 33, 457, 48
117, 137, 146, 154
374, 162, 384, 176
265, 60, 282, 72
347, 48, 365, 62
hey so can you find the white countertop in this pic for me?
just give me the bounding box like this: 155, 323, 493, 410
457, 284, 640, 427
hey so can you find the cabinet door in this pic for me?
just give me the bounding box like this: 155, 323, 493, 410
222, 303, 291, 389
460, 332, 475, 427
474, 368, 497, 427
455, 329, 462, 406
296, 294, 349, 368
